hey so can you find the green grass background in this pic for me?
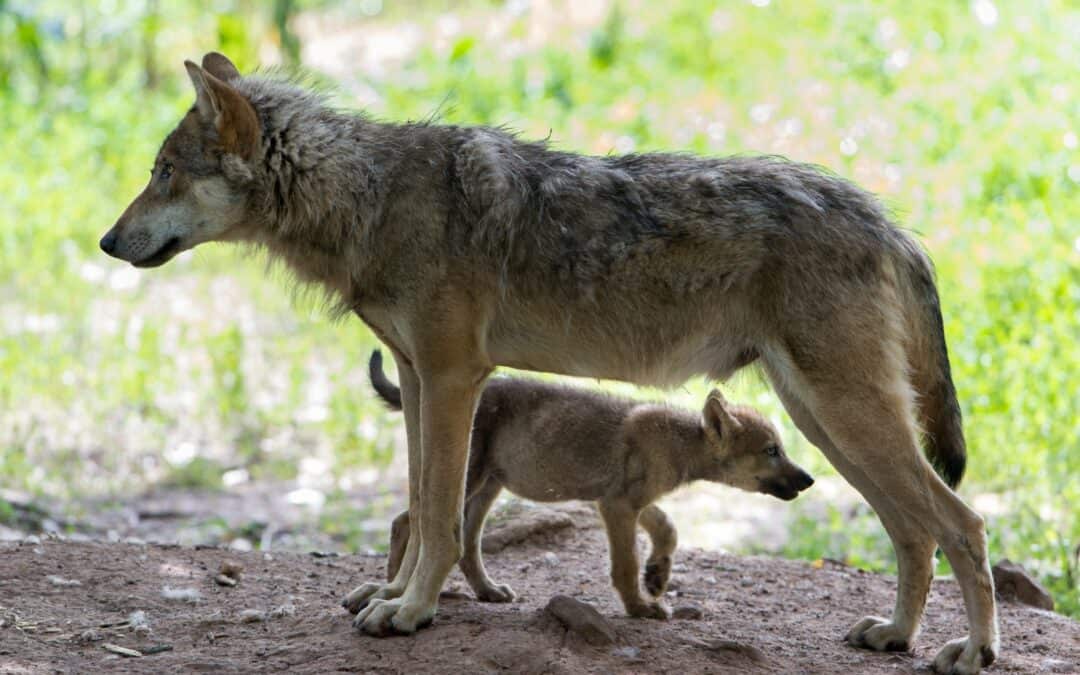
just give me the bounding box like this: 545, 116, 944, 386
1, 0, 1077, 616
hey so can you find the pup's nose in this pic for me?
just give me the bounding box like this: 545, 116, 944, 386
796, 471, 815, 491
100, 229, 118, 255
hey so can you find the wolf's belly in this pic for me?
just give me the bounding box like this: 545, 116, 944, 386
484, 292, 755, 387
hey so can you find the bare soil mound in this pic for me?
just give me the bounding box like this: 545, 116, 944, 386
1, 505, 1076, 674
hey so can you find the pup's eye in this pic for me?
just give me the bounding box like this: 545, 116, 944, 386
765, 445, 780, 457
160, 162, 174, 180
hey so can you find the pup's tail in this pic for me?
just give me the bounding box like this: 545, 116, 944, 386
900, 241, 966, 489
369, 350, 403, 411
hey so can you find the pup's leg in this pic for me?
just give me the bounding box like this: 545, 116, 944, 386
597, 500, 670, 620
343, 351, 422, 614
386, 510, 410, 583
356, 363, 486, 635
638, 504, 677, 596
764, 362, 936, 653
458, 478, 515, 602
765, 341, 997, 674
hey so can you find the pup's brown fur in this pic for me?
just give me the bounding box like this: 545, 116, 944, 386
371, 351, 814, 618
100, 53, 997, 673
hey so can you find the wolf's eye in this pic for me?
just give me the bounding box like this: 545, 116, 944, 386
765, 445, 780, 457
159, 162, 174, 180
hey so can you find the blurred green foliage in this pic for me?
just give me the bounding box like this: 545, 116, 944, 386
1, 0, 1077, 616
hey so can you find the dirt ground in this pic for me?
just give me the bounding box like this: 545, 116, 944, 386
1, 504, 1076, 674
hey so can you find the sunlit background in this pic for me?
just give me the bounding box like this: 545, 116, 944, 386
2, 0, 1077, 617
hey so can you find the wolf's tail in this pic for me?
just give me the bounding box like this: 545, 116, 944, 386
369, 350, 404, 411
900, 242, 967, 489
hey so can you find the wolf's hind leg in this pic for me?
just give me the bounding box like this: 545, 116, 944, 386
385, 510, 410, 583
458, 478, 515, 602
764, 362, 935, 651
638, 504, 677, 596
764, 344, 997, 674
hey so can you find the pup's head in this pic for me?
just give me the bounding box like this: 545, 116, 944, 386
99, 53, 260, 267
700, 389, 814, 501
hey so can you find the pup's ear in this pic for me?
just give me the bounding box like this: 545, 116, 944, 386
184, 60, 260, 161
704, 389, 742, 438
201, 52, 241, 81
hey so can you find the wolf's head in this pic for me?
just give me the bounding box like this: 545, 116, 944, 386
700, 389, 815, 501
100, 53, 260, 267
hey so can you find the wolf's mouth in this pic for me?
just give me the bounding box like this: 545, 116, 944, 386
133, 236, 182, 268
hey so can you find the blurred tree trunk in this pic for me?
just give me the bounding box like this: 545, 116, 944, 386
274, 0, 300, 66
142, 0, 160, 89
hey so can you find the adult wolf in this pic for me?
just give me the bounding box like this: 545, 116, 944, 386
99, 53, 997, 673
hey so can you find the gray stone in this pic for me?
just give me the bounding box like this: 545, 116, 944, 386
545, 595, 616, 646
993, 559, 1054, 611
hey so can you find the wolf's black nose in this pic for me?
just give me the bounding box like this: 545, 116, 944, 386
797, 471, 815, 491
99, 229, 118, 254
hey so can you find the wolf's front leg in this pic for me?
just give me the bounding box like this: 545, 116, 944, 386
343, 352, 422, 615
356, 364, 487, 635
598, 500, 671, 620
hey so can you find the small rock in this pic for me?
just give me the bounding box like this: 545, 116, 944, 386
993, 559, 1053, 610
78, 628, 102, 643
689, 637, 765, 663
23, 535, 41, 545
269, 603, 296, 618
672, 604, 704, 620
239, 609, 266, 623
123, 537, 146, 546
47, 575, 81, 587
213, 574, 237, 587
611, 645, 640, 660
545, 595, 616, 646
106, 530, 120, 543
229, 538, 253, 552
128, 610, 151, 636
541, 552, 560, 566
672, 563, 689, 573
160, 586, 202, 604
481, 506, 575, 553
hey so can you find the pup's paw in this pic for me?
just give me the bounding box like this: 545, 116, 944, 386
475, 583, 517, 603
844, 615, 915, 652
354, 597, 435, 636
341, 581, 402, 614
932, 636, 997, 675
627, 599, 671, 620
644, 557, 672, 596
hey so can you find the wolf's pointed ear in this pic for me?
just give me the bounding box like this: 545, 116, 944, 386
704, 389, 742, 438
184, 60, 260, 161
202, 52, 241, 81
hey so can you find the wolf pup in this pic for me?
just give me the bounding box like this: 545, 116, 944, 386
101, 52, 995, 673
371, 351, 814, 618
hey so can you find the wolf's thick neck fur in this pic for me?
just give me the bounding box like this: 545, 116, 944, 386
232, 76, 412, 307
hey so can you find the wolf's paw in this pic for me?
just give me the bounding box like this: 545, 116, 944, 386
475, 582, 517, 603
354, 597, 435, 636
844, 616, 915, 652
627, 599, 671, 620
644, 557, 672, 596
932, 636, 997, 675
341, 581, 402, 615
